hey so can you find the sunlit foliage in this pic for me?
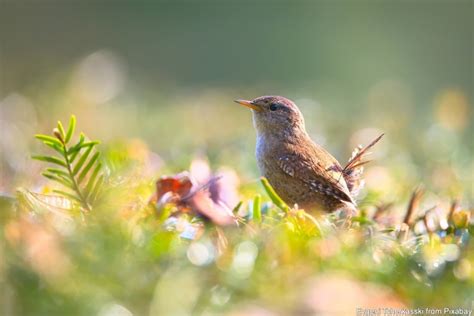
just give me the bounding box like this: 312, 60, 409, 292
0, 117, 472, 316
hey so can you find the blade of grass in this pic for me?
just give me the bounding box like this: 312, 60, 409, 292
253, 194, 262, 223
260, 177, 289, 212
232, 201, 243, 214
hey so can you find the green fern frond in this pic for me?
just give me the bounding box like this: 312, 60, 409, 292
32, 115, 104, 212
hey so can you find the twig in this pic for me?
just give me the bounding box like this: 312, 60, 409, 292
373, 202, 394, 221
403, 186, 424, 226
343, 133, 384, 172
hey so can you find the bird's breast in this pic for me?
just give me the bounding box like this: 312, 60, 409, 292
255, 134, 268, 173
255, 133, 289, 177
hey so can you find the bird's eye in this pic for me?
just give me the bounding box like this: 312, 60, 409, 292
269, 103, 278, 111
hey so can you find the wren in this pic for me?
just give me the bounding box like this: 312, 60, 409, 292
235, 95, 383, 214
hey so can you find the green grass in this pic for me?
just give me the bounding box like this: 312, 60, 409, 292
0, 115, 472, 316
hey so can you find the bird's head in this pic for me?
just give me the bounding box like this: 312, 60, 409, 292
234, 96, 305, 135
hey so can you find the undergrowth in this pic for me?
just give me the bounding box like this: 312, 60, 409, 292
0, 116, 472, 316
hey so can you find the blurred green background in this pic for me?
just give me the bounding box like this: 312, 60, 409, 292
0, 1, 473, 316
1, 0, 473, 202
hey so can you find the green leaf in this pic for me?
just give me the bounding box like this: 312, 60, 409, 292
65, 115, 76, 144
84, 163, 102, 196
89, 175, 104, 203
78, 141, 100, 149
35, 133, 65, 154
69, 134, 85, 163
68, 141, 99, 161
42, 141, 65, 155
72, 145, 93, 175
46, 167, 70, 178
35, 134, 62, 147
57, 120, 66, 140
32, 155, 67, 168
253, 194, 262, 223
42, 172, 73, 188
260, 177, 289, 212
77, 152, 100, 184
69, 149, 81, 164
232, 201, 243, 214
68, 133, 85, 152
51, 189, 82, 203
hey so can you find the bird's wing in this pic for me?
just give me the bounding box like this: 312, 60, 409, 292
277, 150, 355, 204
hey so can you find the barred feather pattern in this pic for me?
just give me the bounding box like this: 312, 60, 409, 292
343, 134, 384, 197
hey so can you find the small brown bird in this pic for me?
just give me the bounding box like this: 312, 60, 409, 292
235, 95, 383, 214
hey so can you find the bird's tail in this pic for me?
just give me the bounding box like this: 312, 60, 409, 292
342, 134, 384, 197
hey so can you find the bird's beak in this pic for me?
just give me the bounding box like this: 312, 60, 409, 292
234, 99, 261, 111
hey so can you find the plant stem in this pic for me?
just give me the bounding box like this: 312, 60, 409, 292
60, 138, 91, 212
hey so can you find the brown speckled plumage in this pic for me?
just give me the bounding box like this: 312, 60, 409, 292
235, 95, 379, 213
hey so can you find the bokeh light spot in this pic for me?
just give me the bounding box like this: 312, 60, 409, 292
187, 241, 214, 266
231, 241, 258, 279
72, 50, 126, 105
435, 89, 470, 131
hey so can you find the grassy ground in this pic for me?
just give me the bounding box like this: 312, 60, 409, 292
0, 116, 472, 316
